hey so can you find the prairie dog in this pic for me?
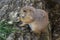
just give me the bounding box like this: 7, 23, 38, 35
20, 6, 49, 34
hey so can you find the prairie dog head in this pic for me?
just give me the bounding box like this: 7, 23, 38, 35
20, 6, 35, 23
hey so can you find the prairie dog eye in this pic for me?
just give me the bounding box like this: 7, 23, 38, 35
23, 10, 26, 12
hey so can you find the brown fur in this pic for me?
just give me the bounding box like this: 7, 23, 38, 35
20, 6, 49, 34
